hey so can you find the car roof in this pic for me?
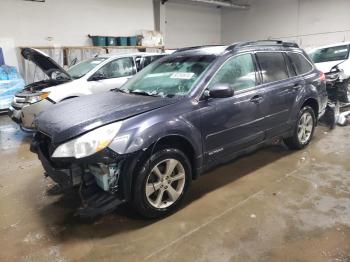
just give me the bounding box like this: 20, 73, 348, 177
172, 45, 228, 56
97, 52, 164, 59
309, 42, 350, 52
172, 41, 302, 57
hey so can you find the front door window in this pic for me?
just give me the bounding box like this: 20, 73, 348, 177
209, 53, 256, 92
95, 57, 136, 79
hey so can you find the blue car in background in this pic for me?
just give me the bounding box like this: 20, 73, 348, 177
0, 66, 25, 111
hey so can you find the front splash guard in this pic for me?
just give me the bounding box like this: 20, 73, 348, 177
76, 183, 125, 218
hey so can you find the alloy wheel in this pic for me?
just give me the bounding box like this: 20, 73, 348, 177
145, 159, 186, 209
297, 111, 313, 144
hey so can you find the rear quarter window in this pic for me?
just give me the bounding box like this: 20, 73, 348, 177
288, 53, 313, 75
256, 52, 289, 84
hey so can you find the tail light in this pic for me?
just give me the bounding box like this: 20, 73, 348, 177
320, 72, 326, 82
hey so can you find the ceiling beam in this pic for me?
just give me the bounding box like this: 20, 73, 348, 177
188, 0, 250, 9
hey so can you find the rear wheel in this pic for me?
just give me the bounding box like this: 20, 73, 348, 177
284, 106, 316, 150
132, 148, 191, 218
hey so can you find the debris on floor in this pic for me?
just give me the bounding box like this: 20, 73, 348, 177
337, 111, 350, 126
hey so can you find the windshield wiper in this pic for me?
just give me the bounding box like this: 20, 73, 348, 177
113, 88, 127, 93
129, 90, 160, 97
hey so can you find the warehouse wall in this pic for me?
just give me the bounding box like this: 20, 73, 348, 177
0, 0, 155, 47
0, 0, 222, 50
164, 1, 221, 48
221, 0, 350, 50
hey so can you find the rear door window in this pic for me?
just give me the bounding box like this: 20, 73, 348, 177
256, 52, 289, 84
288, 53, 313, 75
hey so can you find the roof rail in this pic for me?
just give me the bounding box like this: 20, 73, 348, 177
173, 45, 225, 54
226, 40, 299, 51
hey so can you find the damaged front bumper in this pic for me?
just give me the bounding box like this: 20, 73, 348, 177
9, 98, 53, 130
30, 133, 141, 217
325, 74, 350, 104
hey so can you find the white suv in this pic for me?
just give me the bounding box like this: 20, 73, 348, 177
9, 48, 165, 130
309, 42, 350, 103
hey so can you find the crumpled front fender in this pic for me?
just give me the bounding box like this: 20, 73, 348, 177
109, 116, 202, 158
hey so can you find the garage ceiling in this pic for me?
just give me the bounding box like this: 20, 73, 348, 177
164, 0, 250, 9
188, 0, 250, 9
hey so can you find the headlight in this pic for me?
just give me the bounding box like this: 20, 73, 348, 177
52, 122, 123, 159
25, 92, 50, 104
326, 72, 340, 80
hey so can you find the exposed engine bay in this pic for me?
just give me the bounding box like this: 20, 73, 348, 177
322, 64, 350, 128
30, 132, 131, 217
24, 79, 70, 93
88, 163, 121, 193
324, 61, 350, 104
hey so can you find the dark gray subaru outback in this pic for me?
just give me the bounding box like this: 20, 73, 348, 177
31, 41, 328, 218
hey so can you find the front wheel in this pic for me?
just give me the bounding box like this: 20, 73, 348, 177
337, 78, 350, 103
284, 106, 316, 150
132, 148, 191, 218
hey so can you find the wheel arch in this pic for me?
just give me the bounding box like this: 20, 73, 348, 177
122, 133, 200, 201
140, 134, 199, 180
301, 97, 319, 120
153, 135, 197, 176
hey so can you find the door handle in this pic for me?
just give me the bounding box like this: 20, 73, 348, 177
250, 95, 263, 104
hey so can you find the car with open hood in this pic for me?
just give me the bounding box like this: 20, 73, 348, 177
31, 41, 327, 218
309, 42, 350, 103
8, 48, 165, 130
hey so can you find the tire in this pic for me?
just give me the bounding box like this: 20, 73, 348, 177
284, 106, 316, 150
132, 148, 191, 218
337, 78, 350, 103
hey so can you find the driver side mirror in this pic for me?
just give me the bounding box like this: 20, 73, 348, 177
89, 72, 106, 81
208, 83, 234, 98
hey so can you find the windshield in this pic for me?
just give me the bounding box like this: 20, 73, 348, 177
119, 55, 216, 97
67, 57, 107, 79
309, 45, 350, 63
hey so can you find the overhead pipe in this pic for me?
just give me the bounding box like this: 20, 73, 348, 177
188, 0, 250, 9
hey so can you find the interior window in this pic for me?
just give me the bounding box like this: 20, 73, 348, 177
288, 53, 313, 75
209, 53, 256, 92
256, 52, 289, 84
96, 57, 135, 79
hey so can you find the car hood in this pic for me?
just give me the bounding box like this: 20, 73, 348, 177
35, 91, 179, 144
21, 48, 71, 80
314, 60, 345, 73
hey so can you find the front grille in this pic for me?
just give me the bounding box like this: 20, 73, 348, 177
38, 132, 52, 158
37, 132, 71, 169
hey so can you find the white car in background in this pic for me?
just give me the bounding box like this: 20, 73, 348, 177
9, 48, 165, 130
309, 42, 350, 103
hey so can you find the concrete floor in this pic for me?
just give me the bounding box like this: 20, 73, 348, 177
0, 115, 350, 262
